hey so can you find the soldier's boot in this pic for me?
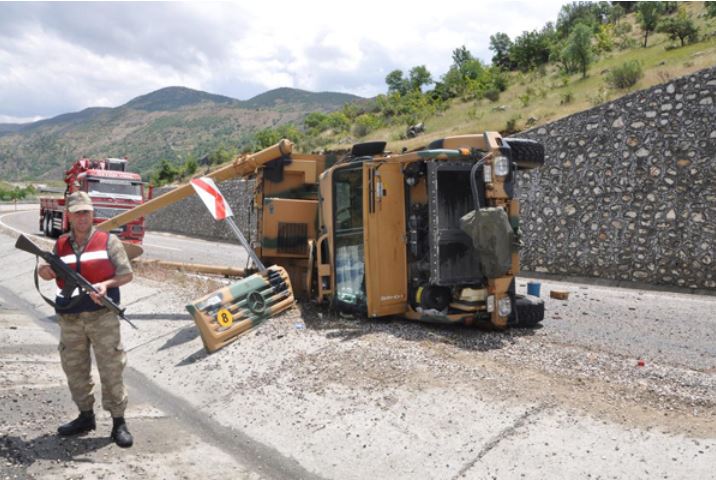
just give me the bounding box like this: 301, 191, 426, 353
111, 417, 133, 448
57, 410, 96, 436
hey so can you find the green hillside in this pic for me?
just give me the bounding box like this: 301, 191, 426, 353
0, 87, 364, 181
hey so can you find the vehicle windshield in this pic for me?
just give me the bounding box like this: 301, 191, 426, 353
333, 166, 366, 308
87, 177, 142, 200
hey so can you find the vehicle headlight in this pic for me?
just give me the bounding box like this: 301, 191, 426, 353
494, 156, 510, 176
498, 296, 512, 316
486, 295, 495, 313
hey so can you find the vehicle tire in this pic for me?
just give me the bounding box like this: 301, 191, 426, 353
504, 138, 545, 170
350, 141, 386, 158
513, 294, 544, 328
43, 215, 51, 237
49, 215, 59, 238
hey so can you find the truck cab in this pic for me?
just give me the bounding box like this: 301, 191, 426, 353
39, 157, 147, 243
79, 167, 146, 243
315, 134, 545, 329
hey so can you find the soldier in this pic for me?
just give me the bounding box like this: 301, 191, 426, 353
38, 191, 134, 448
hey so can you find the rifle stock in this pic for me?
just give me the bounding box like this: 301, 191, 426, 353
14, 234, 137, 329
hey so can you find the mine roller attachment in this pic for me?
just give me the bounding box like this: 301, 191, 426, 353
503, 138, 545, 170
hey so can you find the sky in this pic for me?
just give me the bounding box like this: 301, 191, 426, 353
0, 1, 565, 124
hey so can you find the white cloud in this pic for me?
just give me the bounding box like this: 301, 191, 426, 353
0, 114, 45, 124
0, 0, 565, 122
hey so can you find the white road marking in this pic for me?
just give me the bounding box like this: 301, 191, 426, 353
147, 232, 242, 248
142, 242, 182, 251
0, 211, 46, 242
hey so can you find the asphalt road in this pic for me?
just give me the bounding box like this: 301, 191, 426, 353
1, 204, 715, 479
3, 205, 713, 371
0, 205, 249, 267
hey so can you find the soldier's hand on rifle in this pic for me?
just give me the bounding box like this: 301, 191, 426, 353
90, 283, 107, 305
38, 264, 56, 281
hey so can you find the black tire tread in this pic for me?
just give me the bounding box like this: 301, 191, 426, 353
514, 295, 544, 328
505, 138, 545, 170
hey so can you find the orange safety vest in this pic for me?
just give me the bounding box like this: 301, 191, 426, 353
54, 230, 120, 313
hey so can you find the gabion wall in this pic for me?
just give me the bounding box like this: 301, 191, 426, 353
516, 66, 715, 290
145, 178, 258, 245
146, 67, 715, 290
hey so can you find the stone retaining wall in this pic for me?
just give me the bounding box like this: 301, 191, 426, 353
516, 66, 715, 289
146, 67, 715, 290
145, 179, 258, 245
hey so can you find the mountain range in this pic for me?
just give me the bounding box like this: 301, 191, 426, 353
0, 86, 364, 180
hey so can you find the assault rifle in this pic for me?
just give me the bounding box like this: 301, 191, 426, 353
15, 234, 137, 329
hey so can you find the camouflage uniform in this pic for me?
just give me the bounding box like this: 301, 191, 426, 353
54, 227, 132, 417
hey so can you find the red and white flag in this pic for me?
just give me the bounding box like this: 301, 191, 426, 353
190, 177, 233, 221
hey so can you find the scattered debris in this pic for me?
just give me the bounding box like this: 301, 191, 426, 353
406, 122, 425, 138
550, 290, 570, 300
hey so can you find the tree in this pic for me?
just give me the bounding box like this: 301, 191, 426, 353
440, 66, 466, 98
707, 2, 716, 18
151, 159, 180, 186
207, 145, 238, 166
636, 1, 663, 48
385, 70, 409, 95
254, 124, 303, 150
657, 8, 698, 47
352, 114, 382, 137
594, 24, 614, 53
181, 155, 198, 177
439, 46, 492, 99
612, 1, 636, 14
562, 23, 594, 78
608, 4, 625, 24
304, 112, 329, 131
408, 65, 433, 92
451, 46, 473, 71
661, 2, 678, 14
556, 2, 601, 38
489, 33, 514, 69
509, 25, 555, 72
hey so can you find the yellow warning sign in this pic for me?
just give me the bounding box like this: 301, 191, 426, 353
216, 308, 233, 327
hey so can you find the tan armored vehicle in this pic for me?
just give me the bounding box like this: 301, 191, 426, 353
100, 132, 545, 329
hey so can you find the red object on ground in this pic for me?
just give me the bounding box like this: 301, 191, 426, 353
637, 359, 646, 367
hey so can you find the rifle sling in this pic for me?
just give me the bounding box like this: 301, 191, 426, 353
33, 257, 83, 312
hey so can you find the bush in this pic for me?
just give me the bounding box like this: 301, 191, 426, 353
606, 60, 643, 89
504, 116, 520, 133
484, 88, 500, 102
253, 124, 303, 150
518, 92, 531, 107
352, 114, 382, 137
0, 185, 35, 202
588, 87, 610, 106
151, 159, 181, 186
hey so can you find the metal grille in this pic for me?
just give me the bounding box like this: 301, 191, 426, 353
277, 222, 308, 255
94, 207, 126, 219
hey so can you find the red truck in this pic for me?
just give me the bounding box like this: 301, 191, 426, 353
39, 157, 147, 243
